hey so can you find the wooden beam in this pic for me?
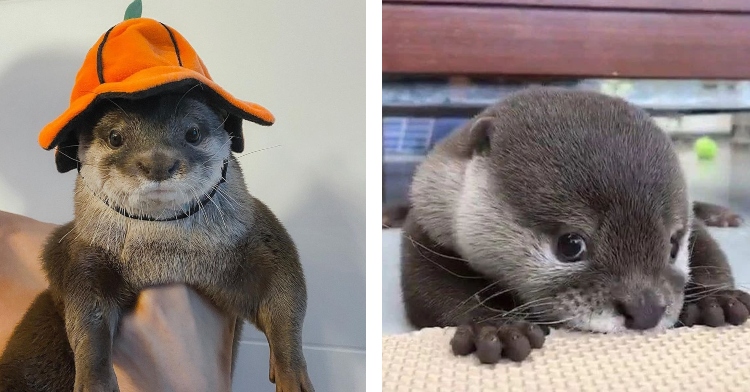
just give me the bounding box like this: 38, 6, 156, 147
383, 4, 750, 78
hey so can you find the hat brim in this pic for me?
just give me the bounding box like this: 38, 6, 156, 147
38, 65, 275, 150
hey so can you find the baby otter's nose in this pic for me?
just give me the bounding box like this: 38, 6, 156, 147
614, 290, 665, 330
135, 152, 181, 182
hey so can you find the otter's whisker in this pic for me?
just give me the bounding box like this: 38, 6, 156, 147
447, 283, 513, 319
105, 98, 128, 117
234, 144, 283, 160
402, 233, 473, 266
173, 82, 203, 116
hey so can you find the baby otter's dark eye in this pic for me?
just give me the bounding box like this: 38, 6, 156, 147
108, 131, 123, 148
185, 127, 201, 144
670, 238, 679, 259
556, 233, 587, 262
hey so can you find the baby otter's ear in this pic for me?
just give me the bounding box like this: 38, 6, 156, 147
54, 141, 79, 173
459, 116, 493, 157
224, 114, 244, 153
52, 102, 108, 173
209, 105, 243, 153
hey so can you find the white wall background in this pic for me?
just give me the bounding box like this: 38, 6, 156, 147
0, 0, 365, 390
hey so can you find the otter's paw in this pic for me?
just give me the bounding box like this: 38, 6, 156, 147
450, 321, 548, 364
699, 206, 743, 227
73, 355, 119, 392
73, 375, 119, 392
679, 289, 750, 327
268, 351, 314, 392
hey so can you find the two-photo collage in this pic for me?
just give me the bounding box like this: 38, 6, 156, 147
2, 0, 750, 391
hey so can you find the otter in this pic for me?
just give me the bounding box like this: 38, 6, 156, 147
400, 87, 750, 364
0, 91, 314, 391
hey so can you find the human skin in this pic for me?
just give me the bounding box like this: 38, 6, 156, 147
0, 211, 234, 392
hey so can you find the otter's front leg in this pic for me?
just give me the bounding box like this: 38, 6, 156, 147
60, 248, 127, 392
679, 220, 750, 327
215, 202, 313, 392
400, 213, 548, 364
250, 256, 312, 392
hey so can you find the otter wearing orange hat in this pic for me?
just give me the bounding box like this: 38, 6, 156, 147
0, 17, 313, 392
40, 17, 275, 172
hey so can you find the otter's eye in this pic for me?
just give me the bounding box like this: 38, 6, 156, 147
670, 238, 679, 259
185, 127, 201, 144
108, 131, 123, 148
556, 233, 587, 262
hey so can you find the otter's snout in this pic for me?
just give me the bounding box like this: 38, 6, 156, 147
613, 290, 665, 330
131, 151, 183, 182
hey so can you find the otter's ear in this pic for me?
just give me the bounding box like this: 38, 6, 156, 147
462, 116, 493, 156
54, 133, 80, 173
224, 114, 244, 153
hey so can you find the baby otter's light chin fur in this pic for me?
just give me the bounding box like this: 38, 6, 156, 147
563, 310, 677, 334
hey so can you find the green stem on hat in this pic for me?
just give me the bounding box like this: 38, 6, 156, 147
124, 0, 142, 20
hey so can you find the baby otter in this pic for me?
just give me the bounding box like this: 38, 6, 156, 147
400, 87, 750, 364
0, 91, 314, 391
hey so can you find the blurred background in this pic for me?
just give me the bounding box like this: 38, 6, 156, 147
381, 0, 750, 334
0, 0, 364, 390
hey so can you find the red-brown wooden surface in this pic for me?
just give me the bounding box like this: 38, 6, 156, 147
382, 4, 750, 79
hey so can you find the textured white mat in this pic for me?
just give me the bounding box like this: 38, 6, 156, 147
382, 325, 750, 391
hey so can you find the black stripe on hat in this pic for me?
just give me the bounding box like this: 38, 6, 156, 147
96, 26, 116, 84
160, 22, 183, 66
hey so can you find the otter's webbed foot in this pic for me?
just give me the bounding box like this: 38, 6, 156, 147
693, 202, 743, 227
450, 321, 548, 364
678, 289, 750, 327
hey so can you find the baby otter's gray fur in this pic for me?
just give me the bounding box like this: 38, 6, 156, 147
0, 91, 314, 391
401, 87, 750, 363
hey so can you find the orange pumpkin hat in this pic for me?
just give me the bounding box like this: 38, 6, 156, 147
39, 17, 274, 172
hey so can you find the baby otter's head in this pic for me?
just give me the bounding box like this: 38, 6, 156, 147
66, 92, 233, 220
456, 88, 691, 333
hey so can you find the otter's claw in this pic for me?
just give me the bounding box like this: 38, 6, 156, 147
678, 289, 750, 327
450, 321, 548, 364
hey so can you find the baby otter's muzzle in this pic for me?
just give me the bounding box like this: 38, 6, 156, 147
131, 151, 183, 182
613, 289, 666, 330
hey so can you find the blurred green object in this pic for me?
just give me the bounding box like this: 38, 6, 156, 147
694, 136, 718, 160
124, 0, 142, 20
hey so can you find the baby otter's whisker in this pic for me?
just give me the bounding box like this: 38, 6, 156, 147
448, 282, 503, 313
475, 302, 556, 324
446, 283, 512, 319
401, 232, 472, 264
199, 176, 229, 227
173, 83, 203, 116
201, 137, 233, 168
503, 297, 555, 317
210, 114, 229, 133
234, 144, 283, 160
186, 183, 210, 222
683, 286, 731, 301
214, 185, 241, 208
407, 237, 484, 280
105, 98, 128, 117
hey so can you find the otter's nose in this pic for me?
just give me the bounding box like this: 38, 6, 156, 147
134, 153, 181, 182
614, 291, 665, 330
